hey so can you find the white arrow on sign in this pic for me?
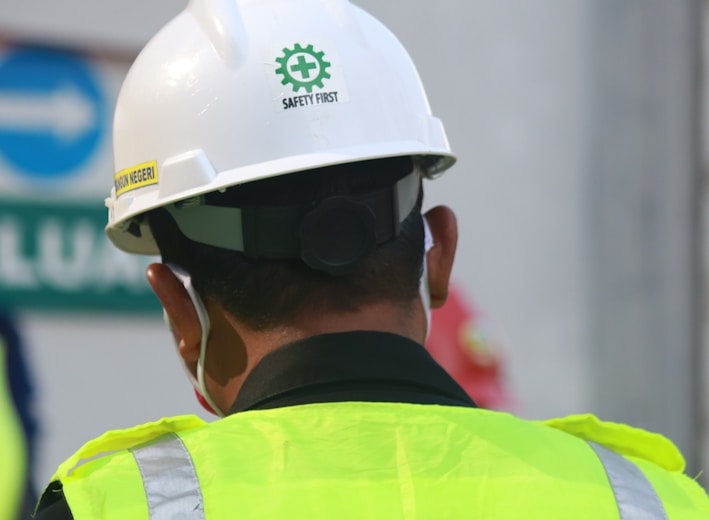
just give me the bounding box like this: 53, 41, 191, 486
0, 83, 96, 140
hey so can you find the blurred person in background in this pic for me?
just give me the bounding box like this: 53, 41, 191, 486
0, 309, 37, 519
32, 0, 709, 517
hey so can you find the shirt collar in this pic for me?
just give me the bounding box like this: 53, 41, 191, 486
229, 330, 476, 414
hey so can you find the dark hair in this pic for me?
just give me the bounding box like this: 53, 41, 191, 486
148, 157, 425, 330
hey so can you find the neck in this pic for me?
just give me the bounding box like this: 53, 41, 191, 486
207, 300, 425, 415
240, 301, 424, 352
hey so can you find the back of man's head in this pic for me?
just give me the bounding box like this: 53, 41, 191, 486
147, 156, 426, 330
104, 0, 458, 330
102, 0, 458, 416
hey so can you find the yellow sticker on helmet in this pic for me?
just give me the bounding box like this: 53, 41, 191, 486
114, 161, 158, 197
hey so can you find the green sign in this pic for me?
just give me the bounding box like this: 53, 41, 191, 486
0, 198, 160, 311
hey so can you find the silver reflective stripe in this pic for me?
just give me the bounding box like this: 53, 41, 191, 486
131, 432, 205, 520
588, 441, 668, 520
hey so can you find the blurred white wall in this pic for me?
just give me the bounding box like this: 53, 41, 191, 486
0, 0, 703, 490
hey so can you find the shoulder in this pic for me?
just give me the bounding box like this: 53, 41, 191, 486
541, 413, 685, 471
542, 414, 709, 516
34, 415, 207, 520
51, 415, 206, 483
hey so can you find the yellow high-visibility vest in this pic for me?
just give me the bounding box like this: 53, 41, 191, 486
0, 339, 27, 520
49, 403, 709, 519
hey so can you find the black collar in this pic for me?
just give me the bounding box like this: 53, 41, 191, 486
229, 331, 477, 414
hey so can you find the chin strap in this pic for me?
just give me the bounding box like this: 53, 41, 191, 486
163, 263, 225, 417
419, 216, 434, 339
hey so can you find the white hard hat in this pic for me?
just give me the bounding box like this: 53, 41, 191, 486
105, 0, 456, 255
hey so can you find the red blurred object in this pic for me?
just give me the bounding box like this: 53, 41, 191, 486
425, 286, 510, 410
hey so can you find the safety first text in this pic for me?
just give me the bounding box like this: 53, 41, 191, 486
282, 91, 340, 110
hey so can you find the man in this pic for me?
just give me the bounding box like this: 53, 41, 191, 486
34, 0, 709, 517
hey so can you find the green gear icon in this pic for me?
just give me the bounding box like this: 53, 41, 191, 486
275, 43, 331, 93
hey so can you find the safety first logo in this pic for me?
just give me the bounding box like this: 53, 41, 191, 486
114, 160, 158, 197
268, 42, 349, 111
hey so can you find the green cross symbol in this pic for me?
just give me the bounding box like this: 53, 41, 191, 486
275, 44, 331, 93
290, 54, 318, 79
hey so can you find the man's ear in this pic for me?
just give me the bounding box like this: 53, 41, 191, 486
423, 206, 457, 309
146, 263, 201, 363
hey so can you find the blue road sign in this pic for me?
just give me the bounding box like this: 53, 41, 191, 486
0, 47, 105, 179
